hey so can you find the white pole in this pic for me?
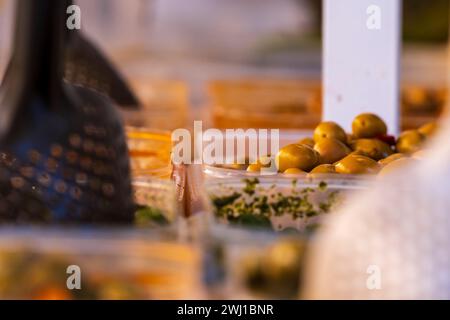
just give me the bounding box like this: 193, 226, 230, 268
322, 0, 402, 135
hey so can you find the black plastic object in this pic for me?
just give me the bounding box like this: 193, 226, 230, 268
64, 14, 140, 109
1, 1, 140, 109
0, 0, 134, 224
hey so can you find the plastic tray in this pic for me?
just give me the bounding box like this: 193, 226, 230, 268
203, 174, 372, 232
0, 228, 203, 299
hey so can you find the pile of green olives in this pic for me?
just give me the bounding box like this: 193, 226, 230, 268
242, 113, 438, 176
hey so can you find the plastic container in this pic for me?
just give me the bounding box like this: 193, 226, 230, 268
121, 78, 189, 131
0, 228, 203, 299
208, 78, 321, 129
203, 174, 371, 233
126, 127, 173, 179
0, 178, 191, 300
132, 177, 179, 227
197, 129, 372, 232
203, 225, 307, 299
200, 174, 372, 299
127, 128, 186, 219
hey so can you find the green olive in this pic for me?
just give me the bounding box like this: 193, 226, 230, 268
335, 154, 380, 174
378, 153, 406, 166
352, 113, 387, 139
418, 122, 438, 138
396, 130, 425, 154
219, 156, 250, 170
298, 137, 315, 148
348, 150, 365, 156
276, 144, 320, 172
314, 138, 351, 164
247, 164, 261, 172
351, 139, 394, 161
313, 121, 347, 143
220, 163, 248, 170
310, 164, 336, 174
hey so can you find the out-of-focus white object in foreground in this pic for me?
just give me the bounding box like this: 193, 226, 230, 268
304, 115, 450, 299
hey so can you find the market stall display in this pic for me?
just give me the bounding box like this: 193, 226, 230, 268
0, 229, 203, 299
200, 113, 439, 234
205, 113, 438, 176
0, 0, 448, 302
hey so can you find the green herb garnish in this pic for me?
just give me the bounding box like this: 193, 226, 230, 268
210, 178, 342, 232
134, 205, 169, 227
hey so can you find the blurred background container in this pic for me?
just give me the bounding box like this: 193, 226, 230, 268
0, 229, 203, 299
0, 0, 448, 301
1, 0, 448, 130
126, 127, 173, 179
209, 79, 321, 129
123, 78, 189, 130
132, 177, 179, 226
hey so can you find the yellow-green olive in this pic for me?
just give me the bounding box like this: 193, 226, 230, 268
418, 122, 438, 138
310, 164, 336, 174
378, 153, 406, 166
298, 137, 315, 148
335, 154, 380, 174
276, 144, 320, 172
313, 121, 347, 143
351, 138, 394, 161
396, 130, 425, 154
246, 164, 261, 172
219, 163, 248, 170
314, 138, 351, 164
352, 113, 387, 139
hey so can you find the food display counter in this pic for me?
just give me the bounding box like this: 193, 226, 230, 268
0, 0, 448, 302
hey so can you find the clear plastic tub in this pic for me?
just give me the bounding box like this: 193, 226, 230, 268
200, 174, 372, 299
203, 225, 307, 299
0, 178, 190, 300
126, 127, 173, 179
0, 228, 204, 299
132, 177, 179, 227
121, 78, 189, 131
203, 174, 372, 233
196, 129, 373, 232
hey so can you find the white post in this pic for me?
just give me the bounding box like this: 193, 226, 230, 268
323, 0, 402, 135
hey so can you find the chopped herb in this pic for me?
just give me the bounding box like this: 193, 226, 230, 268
243, 178, 259, 196
209, 178, 343, 232
135, 205, 169, 227
212, 192, 241, 209
318, 181, 328, 191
